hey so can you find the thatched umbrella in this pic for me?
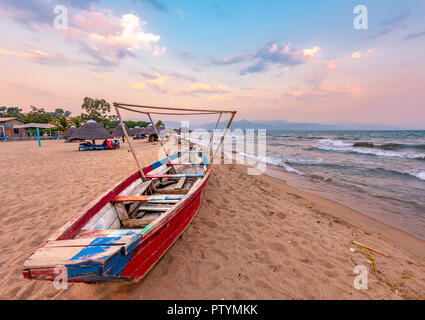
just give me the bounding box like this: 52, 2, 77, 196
144, 125, 164, 136
70, 120, 112, 145
131, 126, 145, 135
64, 126, 77, 138
112, 123, 130, 142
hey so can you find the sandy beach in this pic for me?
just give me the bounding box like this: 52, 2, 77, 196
0, 140, 424, 300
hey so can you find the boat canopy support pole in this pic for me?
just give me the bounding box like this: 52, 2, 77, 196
114, 105, 156, 193
113, 102, 237, 174
211, 112, 236, 165
146, 112, 177, 174
207, 112, 222, 161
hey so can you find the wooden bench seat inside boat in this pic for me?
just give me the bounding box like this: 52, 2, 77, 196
79, 154, 206, 233
24, 235, 140, 269
113, 195, 184, 203
146, 173, 205, 179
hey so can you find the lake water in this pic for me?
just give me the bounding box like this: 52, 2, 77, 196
244, 130, 425, 240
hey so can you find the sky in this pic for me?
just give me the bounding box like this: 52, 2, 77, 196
0, 0, 424, 128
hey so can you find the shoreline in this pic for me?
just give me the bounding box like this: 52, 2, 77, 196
260, 165, 425, 260
1, 140, 424, 299
224, 145, 425, 260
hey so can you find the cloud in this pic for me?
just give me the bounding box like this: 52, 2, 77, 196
242, 85, 267, 91
352, 48, 376, 59
62, 11, 164, 66
0, 0, 98, 27
372, 12, 410, 38
178, 50, 198, 60
213, 54, 251, 65
0, 80, 59, 98
285, 56, 360, 100
303, 46, 320, 57
91, 74, 107, 81
325, 59, 340, 70
132, 73, 168, 93
214, 42, 320, 75
403, 31, 425, 40
179, 83, 229, 96
240, 62, 267, 75
286, 83, 361, 100
0, 2, 165, 67
147, 68, 197, 82
0, 48, 67, 66
208, 95, 232, 102
136, 0, 167, 12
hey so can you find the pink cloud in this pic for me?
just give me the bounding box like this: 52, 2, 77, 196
73, 10, 121, 36
61, 11, 164, 66
0, 48, 66, 66
352, 48, 376, 59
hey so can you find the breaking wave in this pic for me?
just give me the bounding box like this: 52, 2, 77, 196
316, 140, 425, 160
238, 152, 306, 176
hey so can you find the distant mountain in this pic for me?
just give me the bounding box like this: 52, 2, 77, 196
193, 119, 340, 131
164, 121, 186, 129
334, 122, 401, 130
153, 119, 404, 131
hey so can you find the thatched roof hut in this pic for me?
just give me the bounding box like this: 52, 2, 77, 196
70, 120, 112, 143
130, 126, 146, 136
112, 124, 130, 137
144, 125, 165, 136
64, 126, 77, 138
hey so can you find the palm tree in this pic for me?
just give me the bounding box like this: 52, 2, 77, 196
55, 116, 69, 135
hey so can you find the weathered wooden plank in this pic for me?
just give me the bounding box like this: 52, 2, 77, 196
75, 229, 142, 239
149, 164, 172, 176
131, 180, 153, 196
113, 195, 184, 203
166, 163, 204, 166
122, 218, 155, 228
137, 206, 172, 212
175, 177, 186, 189
127, 181, 154, 216
146, 174, 204, 179
24, 245, 123, 269
114, 202, 129, 220
154, 189, 190, 195
82, 204, 119, 231
106, 215, 121, 229
45, 236, 136, 248
82, 203, 115, 231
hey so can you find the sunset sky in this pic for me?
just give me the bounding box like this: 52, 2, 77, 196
0, 0, 424, 128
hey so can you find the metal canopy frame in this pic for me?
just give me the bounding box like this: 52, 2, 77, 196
113, 102, 237, 183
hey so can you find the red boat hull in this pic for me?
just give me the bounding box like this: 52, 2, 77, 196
23, 152, 211, 282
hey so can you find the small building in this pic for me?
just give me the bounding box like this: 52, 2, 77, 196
0, 117, 25, 139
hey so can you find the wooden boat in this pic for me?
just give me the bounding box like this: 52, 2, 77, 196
23, 151, 211, 282
23, 103, 236, 283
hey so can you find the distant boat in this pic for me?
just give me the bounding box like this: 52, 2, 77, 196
23, 103, 236, 283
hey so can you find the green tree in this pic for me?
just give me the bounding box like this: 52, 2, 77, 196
71, 115, 82, 128
55, 116, 69, 133
22, 106, 52, 123
155, 120, 165, 127
81, 97, 111, 121
6, 107, 22, 115
80, 97, 120, 130
124, 120, 149, 128
102, 116, 119, 131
